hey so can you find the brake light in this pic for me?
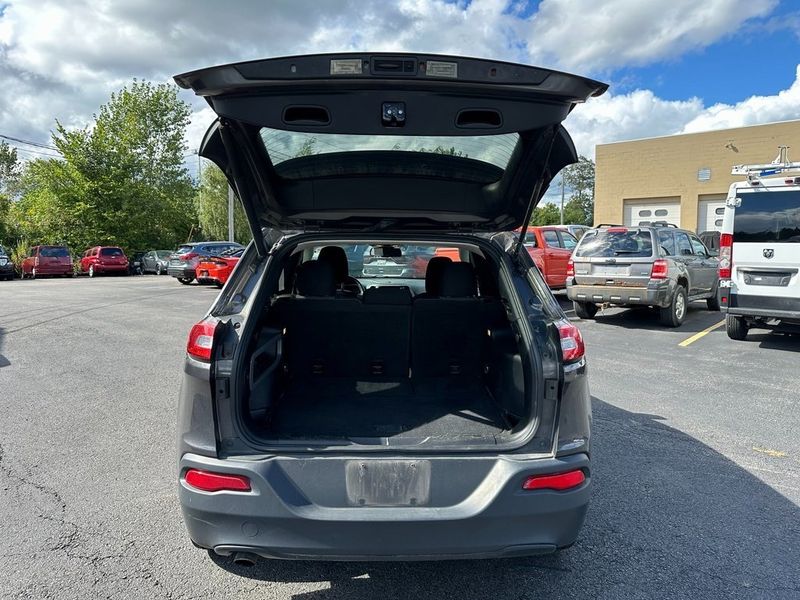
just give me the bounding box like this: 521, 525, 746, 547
719, 233, 733, 279
186, 317, 219, 361
184, 469, 251, 492
607, 227, 628, 233
522, 469, 586, 491
555, 319, 585, 363
566, 258, 574, 277
650, 258, 668, 280
181, 252, 198, 261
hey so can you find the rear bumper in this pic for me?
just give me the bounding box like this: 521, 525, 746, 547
168, 266, 196, 279
722, 290, 800, 322
179, 452, 590, 561
95, 263, 128, 272
31, 265, 73, 275
0, 263, 14, 275
566, 280, 670, 307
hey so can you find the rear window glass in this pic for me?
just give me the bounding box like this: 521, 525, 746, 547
175, 245, 194, 254
260, 128, 519, 170
100, 248, 123, 256
575, 229, 654, 258
734, 190, 800, 242
39, 247, 69, 257
156, 251, 172, 258
310, 244, 461, 279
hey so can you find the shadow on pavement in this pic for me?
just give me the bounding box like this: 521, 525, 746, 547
579, 303, 724, 334
208, 398, 800, 599
0, 327, 8, 368
748, 331, 800, 353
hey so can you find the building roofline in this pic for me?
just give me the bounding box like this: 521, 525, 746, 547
596, 118, 800, 149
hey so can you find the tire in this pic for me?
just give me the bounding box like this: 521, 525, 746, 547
659, 284, 687, 327
178, 277, 194, 285
726, 315, 749, 340
156, 264, 163, 275
88, 265, 95, 278
573, 301, 598, 319
215, 282, 223, 289
706, 285, 721, 311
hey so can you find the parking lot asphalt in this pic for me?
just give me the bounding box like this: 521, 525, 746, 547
1, 277, 798, 600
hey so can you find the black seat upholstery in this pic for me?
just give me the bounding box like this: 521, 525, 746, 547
415, 256, 451, 299
294, 260, 336, 297
412, 263, 485, 377
318, 246, 361, 296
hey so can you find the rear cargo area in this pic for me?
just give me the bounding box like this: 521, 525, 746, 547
242, 259, 530, 447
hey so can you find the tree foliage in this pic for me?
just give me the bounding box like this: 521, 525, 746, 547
194, 163, 252, 244
560, 156, 595, 225
0, 142, 21, 245
8, 80, 196, 253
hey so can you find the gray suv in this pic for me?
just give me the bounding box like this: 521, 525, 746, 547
174, 52, 606, 563
567, 223, 720, 327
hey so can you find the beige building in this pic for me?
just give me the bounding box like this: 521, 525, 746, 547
594, 119, 800, 232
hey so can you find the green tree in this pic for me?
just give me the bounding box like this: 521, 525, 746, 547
194, 163, 252, 244
0, 141, 21, 245
529, 202, 560, 226
560, 156, 595, 225
11, 80, 196, 253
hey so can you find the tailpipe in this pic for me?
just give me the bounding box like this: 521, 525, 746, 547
232, 551, 258, 567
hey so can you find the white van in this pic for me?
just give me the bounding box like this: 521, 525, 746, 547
719, 150, 800, 340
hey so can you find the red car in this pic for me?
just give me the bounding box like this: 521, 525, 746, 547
20, 245, 74, 278
522, 226, 579, 289
196, 249, 243, 288
80, 246, 129, 277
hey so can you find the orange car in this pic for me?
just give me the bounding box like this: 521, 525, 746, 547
196, 249, 243, 288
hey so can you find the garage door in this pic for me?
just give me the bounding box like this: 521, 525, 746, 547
623, 198, 681, 227
697, 195, 726, 233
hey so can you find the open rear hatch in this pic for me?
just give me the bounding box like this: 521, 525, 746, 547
175, 53, 607, 242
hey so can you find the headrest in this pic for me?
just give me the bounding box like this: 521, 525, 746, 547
440, 262, 477, 298
318, 246, 349, 282
424, 256, 452, 295
363, 286, 413, 305
294, 260, 336, 297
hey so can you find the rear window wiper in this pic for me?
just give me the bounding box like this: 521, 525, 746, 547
613, 250, 645, 255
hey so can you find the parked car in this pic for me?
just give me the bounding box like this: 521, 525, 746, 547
362, 245, 435, 278
167, 241, 243, 284
0, 245, 14, 280
20, 245, 74, 279
141, 250, 173, 274
522, 226, 579, 289
719, 157, 800, 340
80, 246, 129, 277
175, 52, 605, 562
567, 223, 720, 326
128, 252, 146, 275
196, 248, 244, 288
698, 230, 721, 253
552, 224, 591, 240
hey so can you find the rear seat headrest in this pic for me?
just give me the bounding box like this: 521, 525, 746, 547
363, 286, 413, 305
424, 256, 452, 296
294, 260, 336, 297
439, 262, 477, 298
318, 246, 350, 283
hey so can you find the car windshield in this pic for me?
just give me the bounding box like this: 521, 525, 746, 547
40, 247, 69, 257
575, 229, 654, 258
260, 128, 519, 170
734, 190, 800, 242
100, 248, 123, 256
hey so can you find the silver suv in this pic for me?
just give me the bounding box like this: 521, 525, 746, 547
566, 223, 720, 327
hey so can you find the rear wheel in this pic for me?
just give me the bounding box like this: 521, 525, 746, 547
726, 315, 749, 340
178, 277, 194, 285
573, 301, 597, 319
659, 285, 687, 327
156, 264, 163, 275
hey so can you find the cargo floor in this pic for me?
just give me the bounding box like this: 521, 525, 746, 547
264, 377, 510, 441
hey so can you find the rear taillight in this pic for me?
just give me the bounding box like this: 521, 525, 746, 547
566, 258, 574, 277
184, 469, 251, 492
186, 317, 219, 361
719, 233, 733, 279
181, 252, 198, 261
522, 469, 586, 491
555, 319, 585, 363
650, 258, 668, 280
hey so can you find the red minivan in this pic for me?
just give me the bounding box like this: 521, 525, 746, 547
80, 246, 129, 277
20, 245, 74, 278
523, 226, 579, 289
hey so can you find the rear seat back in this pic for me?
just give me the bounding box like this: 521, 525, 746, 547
348, 286, 412, 377
412, 263, 486, 377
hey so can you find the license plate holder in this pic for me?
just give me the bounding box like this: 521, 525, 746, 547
345, 460, 431, 507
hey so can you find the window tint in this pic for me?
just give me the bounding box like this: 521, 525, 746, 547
176, 245, 194, 254
733, 190, 800, 243
523, 232, 537, 247
657, 230, 676, 256
575, 229, 654, 258
39, 246, 69, 258
100, 247, 123, 256
689, 236, 707, 255
675, 232, 693, 255
156, 251, 172, 258
542, 230, 560, 247
560, 231, 578, 250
